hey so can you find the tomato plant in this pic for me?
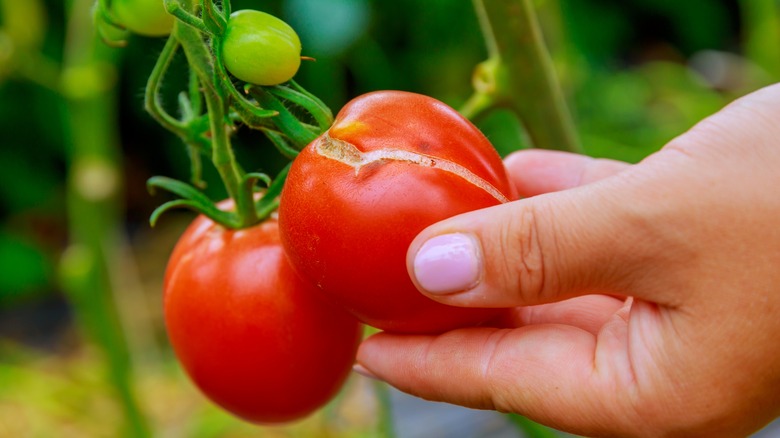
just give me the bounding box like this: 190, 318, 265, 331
278, 91, 516, 333
111, 0, 173, 37
221, 10, 302, 86
164, 211, 362, 424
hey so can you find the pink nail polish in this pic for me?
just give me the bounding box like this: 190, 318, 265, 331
413, 233, 481, 295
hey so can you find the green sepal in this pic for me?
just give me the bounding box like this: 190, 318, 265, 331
248, 86, 318, 149
93, 2, 129, 48
243, 172, 272, 188
229, 92, 279, 128
96, 0, 121, 27
147, 176, 238, 228
260, 128, 299, 159
268, 85, 333, 132
150, 200, 195, 227
254, 163, 290, 221
289, 80, 331, 114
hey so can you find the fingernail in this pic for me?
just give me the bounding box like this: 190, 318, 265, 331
413, 233, 481, 295
353, 364, 379, 380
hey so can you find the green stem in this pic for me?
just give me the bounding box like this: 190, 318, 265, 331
201, 0, 226, 35
459, 84, 495, 121
470, 0, 580, 153
61, 0, 150, 436
211, 36, 279, 126
188, 63, 203, 115
164, 0, 212, 34
174, 0, 256, 227
146, 34, 210, 188
144, 34, 186, 134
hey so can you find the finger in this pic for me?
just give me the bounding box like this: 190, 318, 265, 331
356, 318, 639, 437
407, 177, 684, 308
504, 149, 629, 198
408, 85, 780, 310
500, 294, 627, 334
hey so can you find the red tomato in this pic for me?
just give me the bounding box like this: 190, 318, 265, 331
278, 91, 516, 333
164, 213, 362, 424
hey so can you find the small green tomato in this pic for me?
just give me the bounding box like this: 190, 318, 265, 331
111, 0, 174, 37
221, 10, 302, 86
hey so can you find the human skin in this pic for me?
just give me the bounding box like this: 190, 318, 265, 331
355, 84, 780, 437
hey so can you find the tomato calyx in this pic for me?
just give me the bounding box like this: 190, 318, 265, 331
147, 164, 289, 230
316, 133, 511, 204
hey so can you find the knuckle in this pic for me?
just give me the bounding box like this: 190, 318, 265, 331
494, 204, 556, 304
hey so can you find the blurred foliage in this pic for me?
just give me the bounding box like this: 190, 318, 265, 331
0, 342, 381, 437
0, 0, 778, 436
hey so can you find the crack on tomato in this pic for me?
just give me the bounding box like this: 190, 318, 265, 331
316, 133, 510, 204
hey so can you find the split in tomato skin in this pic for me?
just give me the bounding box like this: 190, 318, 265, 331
164, 214, 363, 424
278, 90, 517, 334
221, 9, 302, 86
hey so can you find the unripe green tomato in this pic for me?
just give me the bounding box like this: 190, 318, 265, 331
222, 10, 302, 86
111, 0, 174, 37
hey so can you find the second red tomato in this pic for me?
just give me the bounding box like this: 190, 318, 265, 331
164, 215, 362, 423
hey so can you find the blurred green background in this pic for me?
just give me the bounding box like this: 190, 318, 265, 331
0, 0, 778, 436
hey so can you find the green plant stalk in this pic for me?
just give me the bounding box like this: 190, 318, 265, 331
144, 34, 185, 134
60, 0, 149, 436
173, 0, 257, 227
469, 1, 572, 436
740, 0, 780, 80
469, 0, 580, 153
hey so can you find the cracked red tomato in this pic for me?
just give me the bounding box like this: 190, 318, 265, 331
164, 212, 362, 424
278, 91, 516, 333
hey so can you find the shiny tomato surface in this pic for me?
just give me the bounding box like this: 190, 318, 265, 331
279, 91, 515, 333
164, 215, 362, 423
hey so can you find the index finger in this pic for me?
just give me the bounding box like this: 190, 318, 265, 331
505, 150, 630, 197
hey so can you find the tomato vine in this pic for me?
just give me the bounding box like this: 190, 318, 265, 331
91, 0, 577, 436
94, 0, 331, 231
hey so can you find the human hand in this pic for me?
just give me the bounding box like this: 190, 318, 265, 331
355, 84, 780, 437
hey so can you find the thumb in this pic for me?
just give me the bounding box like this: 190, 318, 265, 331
407, 176, 681, 308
